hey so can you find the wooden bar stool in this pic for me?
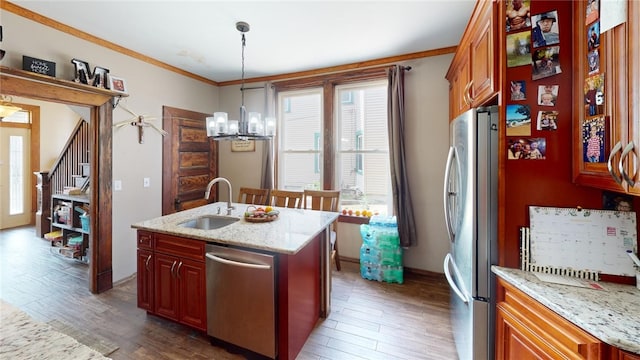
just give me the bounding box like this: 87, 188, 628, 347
269, 189, 303, 209
237, 187, 269, 205
303, 190, 341, 271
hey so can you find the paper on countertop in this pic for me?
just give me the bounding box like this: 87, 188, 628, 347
534, 273, 606, 290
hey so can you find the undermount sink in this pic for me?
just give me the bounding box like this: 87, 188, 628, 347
178, 215, 239, 230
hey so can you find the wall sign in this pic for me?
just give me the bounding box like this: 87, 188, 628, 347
22, 55, 56, 77
231, 140, 256, 152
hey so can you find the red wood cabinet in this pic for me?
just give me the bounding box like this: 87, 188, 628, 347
136, 231, 154, 311
572, 0, 640, 195
136, 231, 206, 332
136, 249, 154, 311
496, 278, 605, 360
446, 0, 497, 120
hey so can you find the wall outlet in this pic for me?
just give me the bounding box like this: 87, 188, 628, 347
114, 180, 122, 191
143, 177, 150, 188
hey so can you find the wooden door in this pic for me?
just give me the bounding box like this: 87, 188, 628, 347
162, 106, 217, 215
0, 126, 31, 229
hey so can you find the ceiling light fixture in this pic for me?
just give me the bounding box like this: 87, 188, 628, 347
206, 21, 275, 140
0, 95, 22, 120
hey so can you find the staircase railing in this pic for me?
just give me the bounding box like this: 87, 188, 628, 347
48, 118, 91, 195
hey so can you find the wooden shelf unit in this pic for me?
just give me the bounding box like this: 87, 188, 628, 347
50, 193, 90, 263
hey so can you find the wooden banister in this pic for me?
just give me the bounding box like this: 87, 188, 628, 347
48, 118, 91, 195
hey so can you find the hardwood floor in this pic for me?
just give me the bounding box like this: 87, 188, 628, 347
0, 226, 457, 360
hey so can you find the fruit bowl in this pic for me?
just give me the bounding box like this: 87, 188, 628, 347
244, 205, 279, 223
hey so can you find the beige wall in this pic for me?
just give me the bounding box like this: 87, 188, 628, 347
3, 9, 453, 278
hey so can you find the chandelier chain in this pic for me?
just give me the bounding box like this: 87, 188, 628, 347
241, 33, 246, 106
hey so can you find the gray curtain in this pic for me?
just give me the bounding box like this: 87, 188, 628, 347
387, 65, 417, 247
261, 82, 275, 190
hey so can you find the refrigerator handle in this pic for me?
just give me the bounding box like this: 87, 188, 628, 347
444, 253, 469, 304
443, 146, 456, 241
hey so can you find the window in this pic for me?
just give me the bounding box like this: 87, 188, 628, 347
2, 110, 29, 124
275, 70, 391, 215
9, 135, 25, 215
277, 89, 323, 191
335, 82, 390, 215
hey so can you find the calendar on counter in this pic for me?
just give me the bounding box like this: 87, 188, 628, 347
528, 206, 637, 277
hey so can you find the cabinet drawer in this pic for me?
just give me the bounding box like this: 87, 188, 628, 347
137, 231, 154, 250
155, 233, 205, 261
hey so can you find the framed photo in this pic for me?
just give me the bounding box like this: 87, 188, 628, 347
510, 80, 526, 101
231, 140, 255, 152
537, 84, 559, 106
532, 46, 562, 80
536, 110, 558, 130
582, 116, 607, 163
109, 75, 127, 94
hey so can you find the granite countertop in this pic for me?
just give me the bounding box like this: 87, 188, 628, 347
131, 202, 339, 255
492, 266, 640, 355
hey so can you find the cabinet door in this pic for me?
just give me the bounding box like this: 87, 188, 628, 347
496, 304, 557, 360
137, 249, 154, 311
625, 0, 640, 196
154, 253, 179, 321
448, 55, 471, 120
572, 0, 630, 193
496, 279, 604, 360
177, 258, 207, 331
469, 0, 496, 105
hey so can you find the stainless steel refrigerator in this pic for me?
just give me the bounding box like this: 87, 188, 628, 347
443, 106, 498, 360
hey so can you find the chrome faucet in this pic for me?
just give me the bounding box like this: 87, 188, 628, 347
204, 177, 234, 215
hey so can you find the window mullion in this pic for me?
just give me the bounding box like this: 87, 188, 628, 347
322, 82, 334, 190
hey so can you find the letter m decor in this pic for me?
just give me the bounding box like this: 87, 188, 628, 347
71, 58, 110, 89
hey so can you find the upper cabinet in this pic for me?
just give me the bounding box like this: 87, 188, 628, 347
572, 0, 640, 195
446, 0, 498, 120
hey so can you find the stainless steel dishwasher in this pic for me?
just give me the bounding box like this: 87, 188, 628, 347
205, 244, 276, 358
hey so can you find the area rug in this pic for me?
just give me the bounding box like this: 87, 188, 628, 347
47, 319, 119, 357
0, 299, 111, 359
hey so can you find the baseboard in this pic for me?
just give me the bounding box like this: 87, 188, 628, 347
339, 256, 446, 280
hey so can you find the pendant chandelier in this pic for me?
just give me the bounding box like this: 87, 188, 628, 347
206, 21, 275, 140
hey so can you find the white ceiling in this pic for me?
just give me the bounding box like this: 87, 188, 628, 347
11, 0, 476, 83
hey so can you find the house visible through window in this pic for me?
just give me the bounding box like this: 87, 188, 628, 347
276, 74, 391, 215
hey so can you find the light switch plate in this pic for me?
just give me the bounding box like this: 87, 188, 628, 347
143, 177, 150, 188
114, 180, 122, 191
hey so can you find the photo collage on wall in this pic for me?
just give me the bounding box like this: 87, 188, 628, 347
505, 0, 564, 160
581, 0, 608, 164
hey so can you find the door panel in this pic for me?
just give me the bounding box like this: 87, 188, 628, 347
162, 106, 217, 215
0, 126, 31, 229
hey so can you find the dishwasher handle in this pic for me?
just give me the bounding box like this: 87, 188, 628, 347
206, 252, 272, 270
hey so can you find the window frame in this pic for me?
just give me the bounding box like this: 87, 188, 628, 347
273, 67, 388, 190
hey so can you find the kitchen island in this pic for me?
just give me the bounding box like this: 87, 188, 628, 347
131, 202, 339, 360
493, 266, 640, 359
